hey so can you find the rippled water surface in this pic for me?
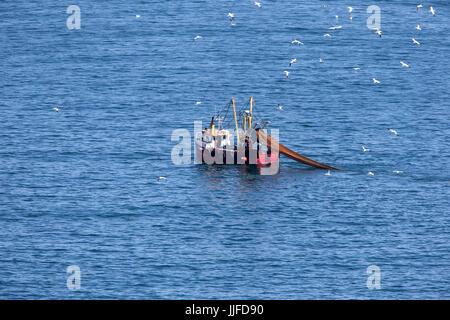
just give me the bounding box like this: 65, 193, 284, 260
0, 1, 449, 299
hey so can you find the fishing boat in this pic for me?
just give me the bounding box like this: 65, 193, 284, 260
194, 97, 341, 171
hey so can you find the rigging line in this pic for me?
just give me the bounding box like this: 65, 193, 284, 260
251, 102, 265, 129
219, 102, 229, 123
240, 99, 250, 115
223, 100, 237, 130
221, 101, 232, 129
221, 102, 231, 129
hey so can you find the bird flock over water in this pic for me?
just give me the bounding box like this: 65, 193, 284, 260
189, 2, 440, 177
189, 3, 436, 91
281, 4, 436, 86
76, 2, 437, 181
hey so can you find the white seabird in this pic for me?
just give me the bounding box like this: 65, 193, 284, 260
371, 77, 381, 84
289, 58, 297, 66
373, 28, 382, 37
430, 6, 436, 16
283, 70, 290, 78
400, 61, 410, 68
412, 37, 421, 45
387, 128, 399, 135
291, 39, 304, 45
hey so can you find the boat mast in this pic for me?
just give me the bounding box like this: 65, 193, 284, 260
209, 116, 215, 135
232, 97, 240, 144
242, 97, 254, 138
249, 96, 253, 131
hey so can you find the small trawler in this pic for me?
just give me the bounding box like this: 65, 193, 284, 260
194, 97, 341, 171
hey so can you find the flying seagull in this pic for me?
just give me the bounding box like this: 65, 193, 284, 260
430, 6, 436, 16
371, 77, 381, 84
291, 39, 304, 45
289, 58, 297, 66
387, 128, 399, 135
283, 70, 290, 78
254, 1, 262, 8
416, 24, 422, 31
400, 61, 410, 68
372, 28, 382, 37
361, 145, 370, 152
412, 37, 421, 45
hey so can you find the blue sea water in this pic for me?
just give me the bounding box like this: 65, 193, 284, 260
0, 0, 449, 299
